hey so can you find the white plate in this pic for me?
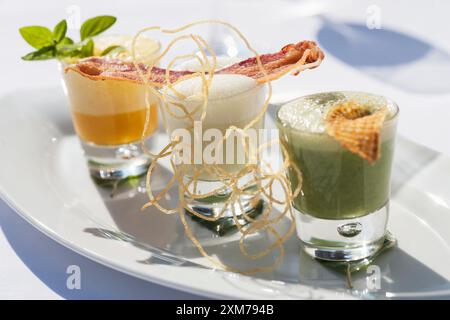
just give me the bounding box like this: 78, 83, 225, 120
1, 87, 450, 299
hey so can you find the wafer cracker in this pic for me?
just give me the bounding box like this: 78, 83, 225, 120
326, 101, 388, 163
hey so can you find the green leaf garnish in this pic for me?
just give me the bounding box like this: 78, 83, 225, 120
19, 26, 54, 49
55, 44, 80, 59
21, 46, 56, 61
100, 45, 126, 56
80, 16, 116, 41
58, 37, 74, 45
80, 39, 94, 57
53, 20, 67, 43
19, 15, 117, 61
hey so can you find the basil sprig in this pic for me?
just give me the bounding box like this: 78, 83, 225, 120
19, 15, 119, 61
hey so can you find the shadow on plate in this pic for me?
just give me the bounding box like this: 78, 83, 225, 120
0, 200, 204, 299
317, 18, 450, 94
89, 164, 296, 272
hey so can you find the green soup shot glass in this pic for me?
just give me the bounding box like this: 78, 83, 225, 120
276, 91, 399, 262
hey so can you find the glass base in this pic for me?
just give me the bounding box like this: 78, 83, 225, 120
81, 141, 151, 180
296, 202, 389, 262
184, 175, 264, 236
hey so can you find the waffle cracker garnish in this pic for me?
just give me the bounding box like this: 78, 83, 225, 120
326, 101, 388, 163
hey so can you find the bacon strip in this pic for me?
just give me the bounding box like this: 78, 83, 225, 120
217, 41, 324, 82
65, 40, 324, 86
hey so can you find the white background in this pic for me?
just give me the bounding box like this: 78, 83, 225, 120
0, 0, 449, 299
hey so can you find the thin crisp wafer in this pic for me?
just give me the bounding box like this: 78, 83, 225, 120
326, 101, 388, 163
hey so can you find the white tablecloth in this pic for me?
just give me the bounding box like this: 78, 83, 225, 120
1, 0, 449, 299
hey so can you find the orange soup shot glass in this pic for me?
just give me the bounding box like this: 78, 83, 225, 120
61, 41, 160, 179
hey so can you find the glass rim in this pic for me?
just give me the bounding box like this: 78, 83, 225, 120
96, 33, 162, 56
275, 91, 399, 135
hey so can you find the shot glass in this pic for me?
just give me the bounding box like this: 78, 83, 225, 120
276, 92, 399, 261
161, 74, 267, 231
61, 59, 159, 180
